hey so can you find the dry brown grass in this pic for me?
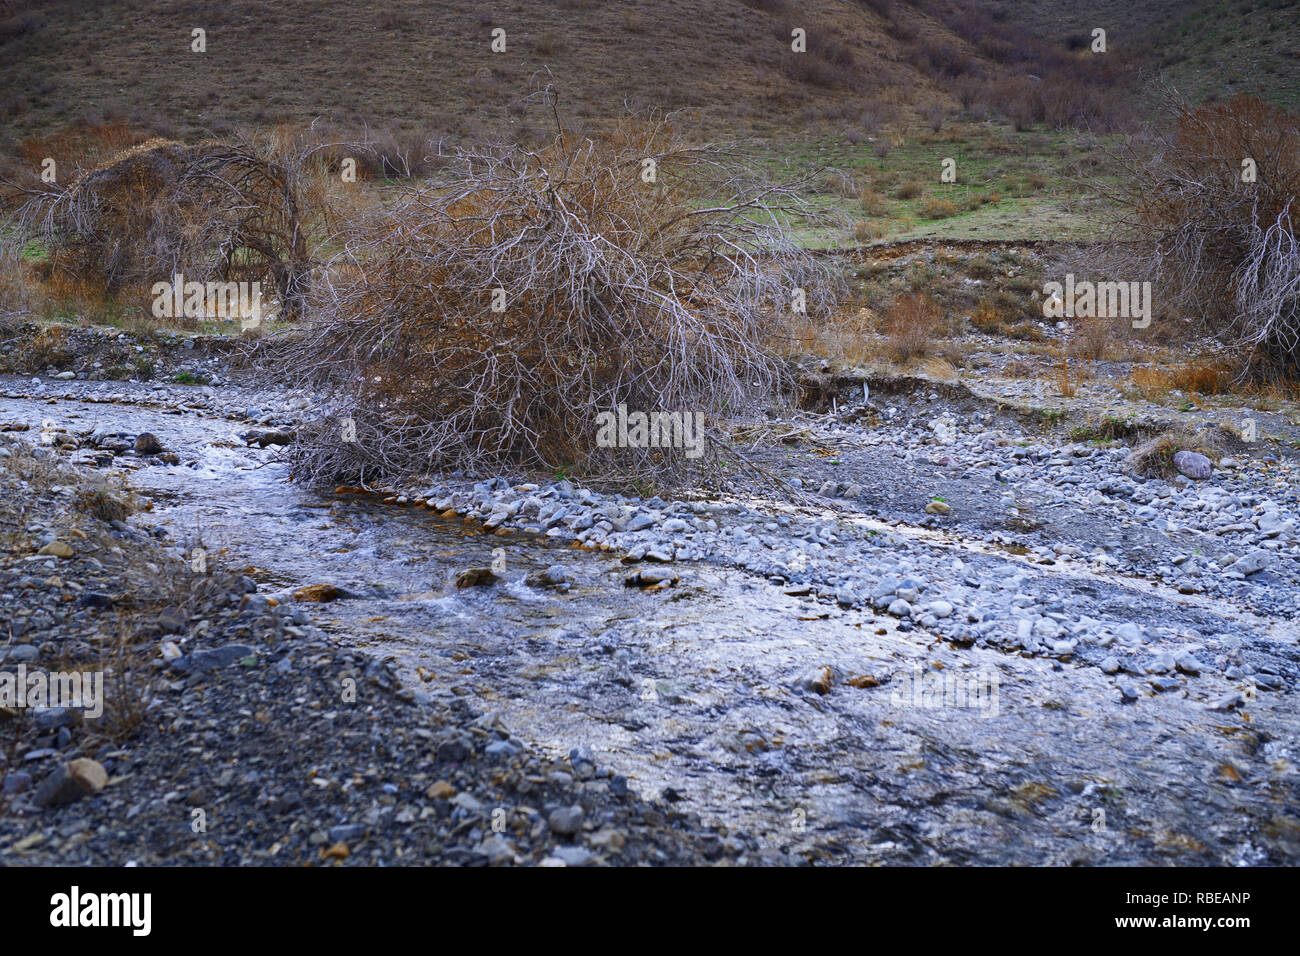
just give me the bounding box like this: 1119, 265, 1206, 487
883, 292, 944, 363
895, 180, 925, 200
1067, 315, 1124, 361
1124, 424, 1231, 479
0, 0, 1122, 149
858, 186, 888, 217
853, 219, 886, 243
921, 197, 957, 219
1129, 362, 1233, 400
1047, 352, 1090, 397
971, 298, 1047, 342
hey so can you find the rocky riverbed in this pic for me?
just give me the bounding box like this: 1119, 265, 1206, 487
1, 361, 1298, 865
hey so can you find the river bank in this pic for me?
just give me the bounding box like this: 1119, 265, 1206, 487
2, 362, 1297, 864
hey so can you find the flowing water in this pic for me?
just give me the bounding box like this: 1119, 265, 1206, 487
5, 387, 1298, 865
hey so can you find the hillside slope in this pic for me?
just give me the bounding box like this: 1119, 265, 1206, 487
985, 0, 1300, 109
0, 0, 1120, 146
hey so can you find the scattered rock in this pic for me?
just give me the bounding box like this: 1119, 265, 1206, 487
547, 805, 584, 837
525, 565, 569, 590
33, 758, 108, 808
294, 583, 342, 602
1227, 551, 1270, 577
134, 433, 163, 455
455, 567, 499, 588
1172, 450, 1213, 480
625, 568, 679, 588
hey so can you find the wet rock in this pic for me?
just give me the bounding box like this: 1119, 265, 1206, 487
525, 565, 569, 590
33, 758, 108, 808
455, 567, 499, 588
799, 665, 837, 695
294, 583, 342, 602
625, 568, 679, 588
243, 429, 293, 448
1208, 691, 1244, 712
134, 433, 163, 455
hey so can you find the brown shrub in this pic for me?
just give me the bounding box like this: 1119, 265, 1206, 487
4, 127, 343, 320
883, 292, 943, 362
858, 186, 888, 216
1104, 94, 1300, 379
1067, 315, 1123, 361
853, 219, 886, 242
279, 112, 843, 484
921, 197, 957, 219
1129, 362, 1233, 398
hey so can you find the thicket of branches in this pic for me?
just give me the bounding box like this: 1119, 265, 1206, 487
1102, 93, 1300, 379
280, 111, 842, 485
1, 125, 344, 320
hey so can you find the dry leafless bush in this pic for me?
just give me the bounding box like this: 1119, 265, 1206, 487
279, 108, 843, 486
1101, 93, 1300, 380
883, 291, 944, 363
2, 124, 349, 321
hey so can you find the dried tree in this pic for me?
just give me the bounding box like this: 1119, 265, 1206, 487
280, 109, 843, 485
2, 124, 348, 321
1099, 92, 1300, 379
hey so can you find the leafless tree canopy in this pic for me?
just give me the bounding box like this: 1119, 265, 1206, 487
279, 112, 843, 485
2, 126, 342, 319
1102, 93, 1300, 379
